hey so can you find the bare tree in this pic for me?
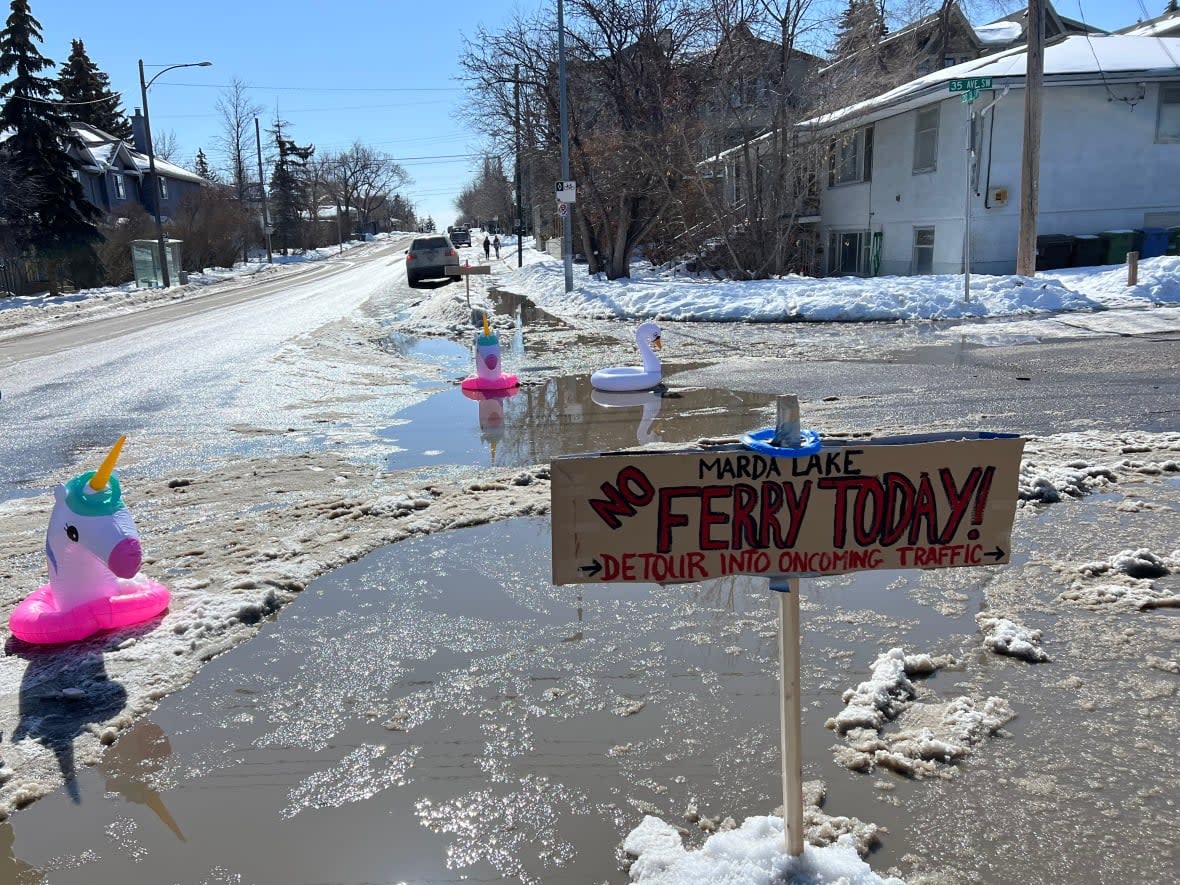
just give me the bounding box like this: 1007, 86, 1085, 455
325, 142, 410, 230
454, 156, 513, 228
152, 128, 181, 163
213, 78, 262, 199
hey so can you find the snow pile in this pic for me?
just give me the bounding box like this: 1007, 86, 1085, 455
826, 649, 1014, 778
395, 289, 503, 337
492, 254, 1180, 324
825, 648, 955, 735
1017, 460, 1118, 503
623, 814, 904, 885
1061, 548, 1180, 611
976, 614, 1050, 663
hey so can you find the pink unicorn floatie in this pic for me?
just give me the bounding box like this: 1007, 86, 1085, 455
10, 436, 170, 644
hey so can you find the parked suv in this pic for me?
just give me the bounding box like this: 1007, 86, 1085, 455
405, 236, 460, 287
449, 226, 471, 247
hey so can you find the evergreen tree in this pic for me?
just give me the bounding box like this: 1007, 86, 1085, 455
56, 38, 130, 139
193, 147, 219, 182
0, 0, 100, 293
830, 0, 884, 58
267, 116, 313, 254
1167, 0, 1178, 14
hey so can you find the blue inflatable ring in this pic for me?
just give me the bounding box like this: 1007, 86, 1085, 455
739, 427, 823, 458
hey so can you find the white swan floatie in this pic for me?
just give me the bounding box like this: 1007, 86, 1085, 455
591, 322, 662, 392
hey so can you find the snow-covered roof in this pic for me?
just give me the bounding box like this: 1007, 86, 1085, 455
974, 21, 1023, 45
70, 122, 143, 177
70, 121, 204, 184
803, 35, 1180, 131
1118, 12, 1180, 38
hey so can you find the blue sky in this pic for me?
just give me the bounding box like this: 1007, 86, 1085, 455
29, 0, 1150, 228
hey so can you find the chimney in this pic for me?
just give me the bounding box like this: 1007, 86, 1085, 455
131, 108, 148, 153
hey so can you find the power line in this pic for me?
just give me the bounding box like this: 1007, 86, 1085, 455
160, 81, 463, 93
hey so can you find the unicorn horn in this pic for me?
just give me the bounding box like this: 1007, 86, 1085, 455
88, 435, 126, 492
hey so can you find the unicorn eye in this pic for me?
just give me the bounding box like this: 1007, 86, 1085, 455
65, 525, 79, 542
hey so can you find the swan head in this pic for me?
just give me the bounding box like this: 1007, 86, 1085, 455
637, 321, 661, 351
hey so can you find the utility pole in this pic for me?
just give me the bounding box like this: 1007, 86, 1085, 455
1016, 0, 1043, 276
557, 0, 574, 293
515, 64, 524, 269
255, 116, 273, 264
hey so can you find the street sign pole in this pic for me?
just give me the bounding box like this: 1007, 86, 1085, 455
769, 396, 804, 857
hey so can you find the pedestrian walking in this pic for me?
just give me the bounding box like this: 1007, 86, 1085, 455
493, 236, 501, 259
483, 235, 491, 259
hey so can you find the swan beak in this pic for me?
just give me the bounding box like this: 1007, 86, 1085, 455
652, 336, 662, 351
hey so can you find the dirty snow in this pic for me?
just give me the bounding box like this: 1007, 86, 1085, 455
976, 614, 1050, 663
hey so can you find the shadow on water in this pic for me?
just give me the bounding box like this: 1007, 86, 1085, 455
377, 374, 777, 471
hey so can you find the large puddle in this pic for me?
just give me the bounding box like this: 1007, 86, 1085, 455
6, 486, 1180, 884
378, 374, 776, 473
1, 519, 988, 884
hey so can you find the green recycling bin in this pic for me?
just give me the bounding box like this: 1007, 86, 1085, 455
1098, 230, 1136, 264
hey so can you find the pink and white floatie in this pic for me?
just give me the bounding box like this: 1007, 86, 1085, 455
9, 436, 170, 644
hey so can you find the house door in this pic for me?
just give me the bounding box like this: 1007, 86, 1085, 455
828, 231, 867, 276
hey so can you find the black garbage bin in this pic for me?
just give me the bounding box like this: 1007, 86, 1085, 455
1035, 234, 1073, 271
1070, 235, 1104, 267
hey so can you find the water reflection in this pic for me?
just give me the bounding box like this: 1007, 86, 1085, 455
379, 375, 772, 472
590, 388, 664, 444
97, 720, 185, 842
461, 387, 518, 465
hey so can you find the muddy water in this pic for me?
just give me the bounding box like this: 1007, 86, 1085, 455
2, 519, 981, 884
379, 375, 774, 473
5, 488, 1180, 883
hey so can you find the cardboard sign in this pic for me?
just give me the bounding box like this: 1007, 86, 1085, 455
551, 433, 1024, 584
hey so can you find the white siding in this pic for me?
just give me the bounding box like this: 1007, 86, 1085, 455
820, 82, 1180, 276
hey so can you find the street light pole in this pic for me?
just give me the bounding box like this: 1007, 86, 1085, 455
138, 59, 212, 288
557, 0, 573, 293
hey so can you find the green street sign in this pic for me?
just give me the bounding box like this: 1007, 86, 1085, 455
949, 77, 993, 92
960, 89, 980, 103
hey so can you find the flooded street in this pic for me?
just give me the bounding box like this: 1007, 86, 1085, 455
5, 448, 1180, 883
1, 274, 1177, 884
2, 520, 993, 884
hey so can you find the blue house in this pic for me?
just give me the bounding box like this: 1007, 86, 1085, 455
70, 114, 205, 219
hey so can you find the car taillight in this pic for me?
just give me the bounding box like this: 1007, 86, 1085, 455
447, 248, 457, 256
406, 253, 415, 260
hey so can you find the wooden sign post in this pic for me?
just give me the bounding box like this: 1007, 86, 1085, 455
446, 260, 493, 306
551, 396, 1024, 856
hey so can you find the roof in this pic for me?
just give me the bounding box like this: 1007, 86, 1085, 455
803, 35, 1180, 131
71, 121, 205, 184
818, 3, 982, 76
1117, 11, 1180, 38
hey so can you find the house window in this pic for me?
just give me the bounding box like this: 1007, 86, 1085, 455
943, 55, 956, 68
828, 126, 873, 187
912, 227, 935, 274
1158, 85, 1180, 143
917, 60, 931, 76
158, 177, 169, 199
828, 230, 869, 275
113, 174, 126, 200
913, 106, 939, 173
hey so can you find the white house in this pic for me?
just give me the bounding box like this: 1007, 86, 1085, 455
801, 35, 1180, 276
